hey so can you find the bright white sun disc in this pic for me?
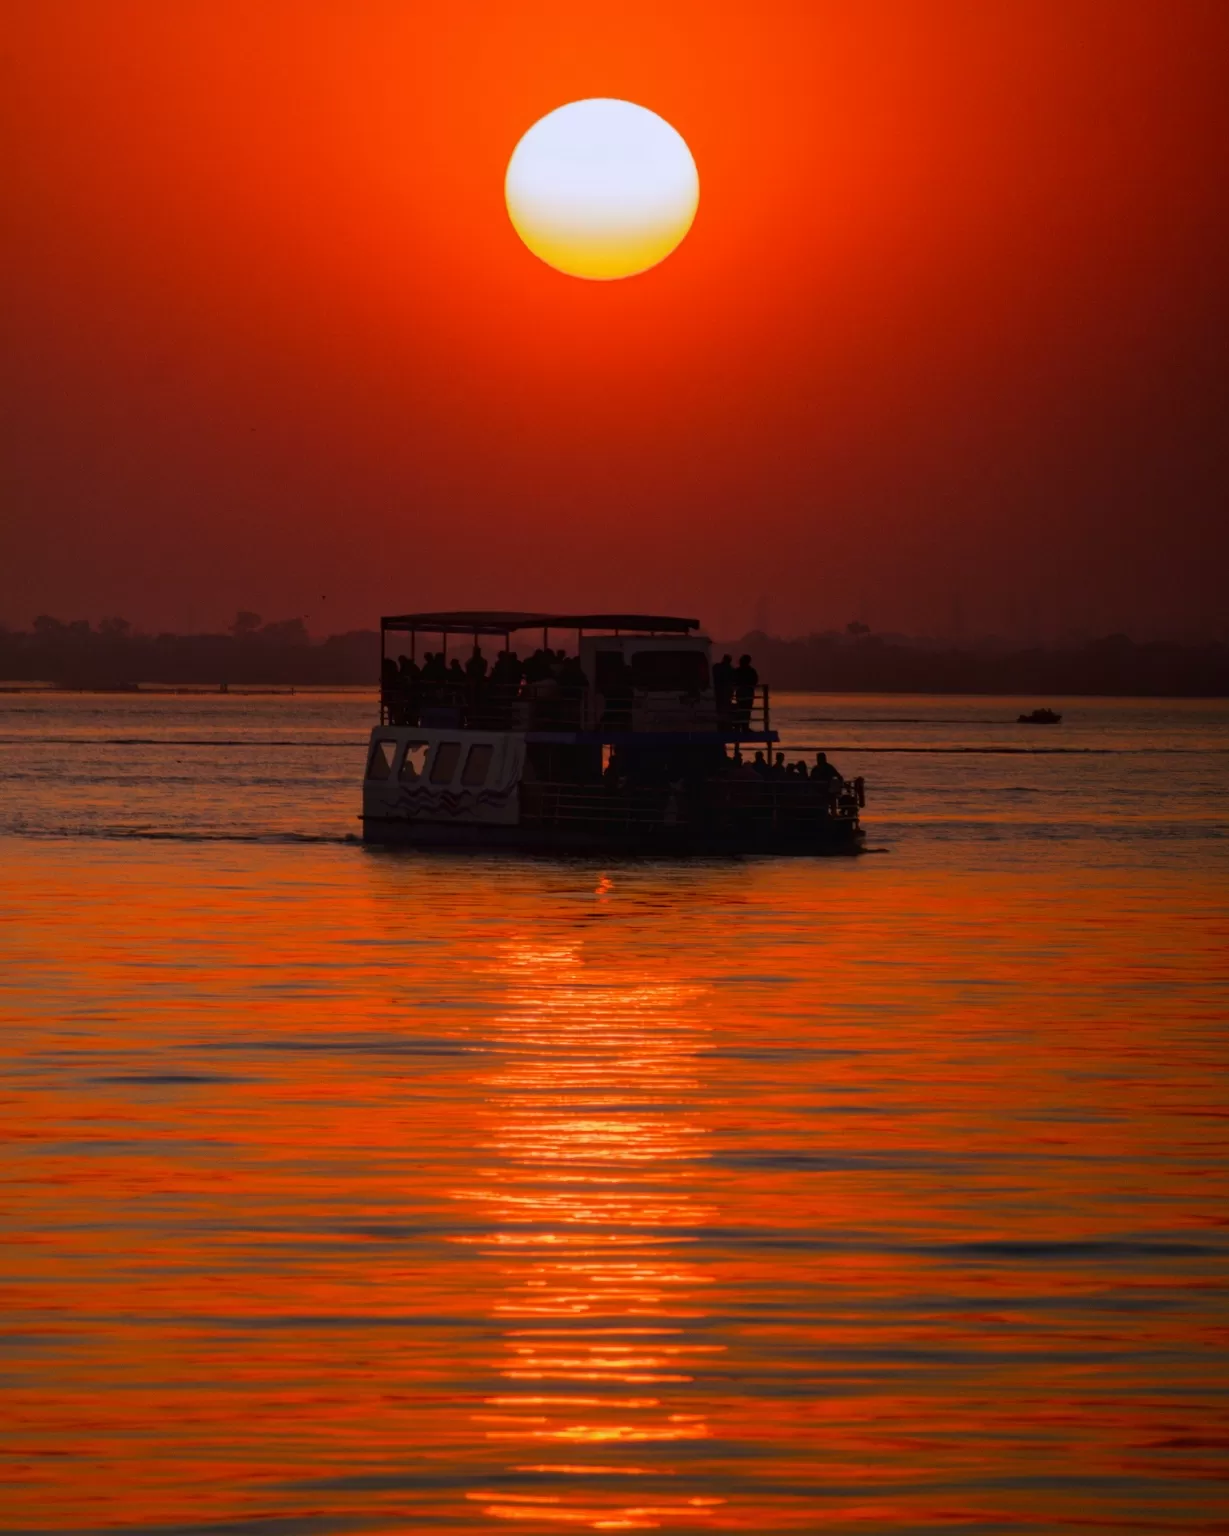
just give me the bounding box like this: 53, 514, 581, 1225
505, 98, 699, 280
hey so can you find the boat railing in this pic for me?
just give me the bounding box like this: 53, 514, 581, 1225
520, 773, 861, 831
522, 783, 681, 829
380, 681, 773, 736
706, 777, 863, 820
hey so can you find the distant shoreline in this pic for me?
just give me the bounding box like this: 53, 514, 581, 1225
3, 682, 1227, 702
0, 682, 368, 695
2, 623, 1225, 698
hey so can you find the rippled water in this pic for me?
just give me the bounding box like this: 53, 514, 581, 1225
2, 691, 1227, 1532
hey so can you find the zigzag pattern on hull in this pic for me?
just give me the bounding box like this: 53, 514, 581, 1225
391, 780, 517, 820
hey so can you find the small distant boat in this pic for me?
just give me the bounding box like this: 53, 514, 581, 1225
1018, 707, 1062, 724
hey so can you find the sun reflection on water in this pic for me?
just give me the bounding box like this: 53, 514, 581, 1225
454, 932, 726, 1529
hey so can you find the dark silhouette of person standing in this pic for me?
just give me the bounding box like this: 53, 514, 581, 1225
810, 751, 841, 790
712, 653, 734, 720
733, 654, 758, 729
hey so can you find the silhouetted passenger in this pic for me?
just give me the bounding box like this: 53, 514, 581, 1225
559, 654, 586, 690
771, 751, 787, 778
465, 647, 488, 684
733, 655, 758, 728
491, 649, 521, 690
752, 750, 769, 779
810, 751, 841, 788
712, 654, 734, 717
381, 657, 399, 718
394, 655, 420, 724
599, 655, 633, 727
422, 651, 447, 683
448, 658, 466, 686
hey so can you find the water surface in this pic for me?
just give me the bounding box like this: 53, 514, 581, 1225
2, 692, 1227, 1532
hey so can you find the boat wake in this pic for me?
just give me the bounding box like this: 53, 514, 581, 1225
6, 825, 362, 845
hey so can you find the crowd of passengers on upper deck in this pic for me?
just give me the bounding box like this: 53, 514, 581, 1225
380, 646, 764, 728
382, 646, 587, 725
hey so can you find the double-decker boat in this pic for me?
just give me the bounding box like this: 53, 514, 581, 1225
362, 611, 865, 854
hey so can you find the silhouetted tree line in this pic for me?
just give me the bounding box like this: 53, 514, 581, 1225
0, 613, 378, 687
1, 614, 1226, 695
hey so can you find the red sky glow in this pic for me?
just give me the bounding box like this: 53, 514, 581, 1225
3, 0, 1228, 640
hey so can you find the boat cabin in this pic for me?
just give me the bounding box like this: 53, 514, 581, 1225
377, 610, 750, 736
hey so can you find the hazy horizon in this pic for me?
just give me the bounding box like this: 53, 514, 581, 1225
3, 607, 1225, 648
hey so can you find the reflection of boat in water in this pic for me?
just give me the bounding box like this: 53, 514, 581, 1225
1017, 707, 1062, 724
363, 610, 865, 854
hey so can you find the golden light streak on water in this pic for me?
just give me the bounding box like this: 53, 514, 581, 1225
452, 939, 721, 1527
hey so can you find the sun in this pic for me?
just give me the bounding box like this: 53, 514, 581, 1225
505, 98, 699, 281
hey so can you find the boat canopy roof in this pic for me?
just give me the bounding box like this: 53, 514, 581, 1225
381, 611, 700, 636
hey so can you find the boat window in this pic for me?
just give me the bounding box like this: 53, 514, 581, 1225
461, 743, 494, 786
630, 650, 710, 691
398, 742, 430, 781
367, 739, 397, 780
429, 741, 462, 784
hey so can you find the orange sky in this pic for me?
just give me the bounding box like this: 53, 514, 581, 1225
3, 0, 1228, 639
